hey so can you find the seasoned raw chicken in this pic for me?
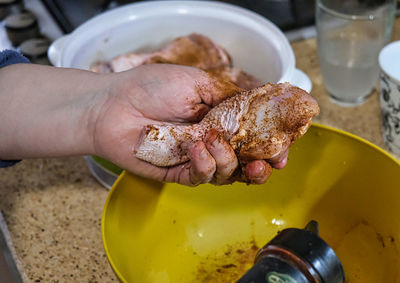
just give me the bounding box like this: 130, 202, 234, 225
90, 33, 262, 90
207, 67, 262, 90
92, 33, 231, 73
135, 83, 320, 167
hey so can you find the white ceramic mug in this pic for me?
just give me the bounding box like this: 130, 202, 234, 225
379, 40, 400, 155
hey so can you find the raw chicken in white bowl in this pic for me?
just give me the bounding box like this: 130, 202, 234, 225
48, 0, 311, 92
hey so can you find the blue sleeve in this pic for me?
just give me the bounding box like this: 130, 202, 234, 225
0, 50, 30, 68
0, 50, 30, 168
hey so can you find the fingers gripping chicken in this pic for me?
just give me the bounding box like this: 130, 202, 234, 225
135, 83, 319, 168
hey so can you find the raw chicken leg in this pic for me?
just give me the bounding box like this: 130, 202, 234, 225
90, 33, 262, 90
135, 83, 319, 167
91, 33, 231, 73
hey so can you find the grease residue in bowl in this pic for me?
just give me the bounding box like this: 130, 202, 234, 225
195, 237, 259, 282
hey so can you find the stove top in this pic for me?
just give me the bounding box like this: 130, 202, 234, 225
39, 0, 316, 34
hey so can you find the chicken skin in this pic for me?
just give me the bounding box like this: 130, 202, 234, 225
135, 83, 320, 167
90, 33, 262, 90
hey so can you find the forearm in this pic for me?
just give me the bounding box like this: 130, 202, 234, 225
0, 64, 108, 159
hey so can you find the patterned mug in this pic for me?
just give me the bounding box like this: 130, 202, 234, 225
379, 41, 400, 155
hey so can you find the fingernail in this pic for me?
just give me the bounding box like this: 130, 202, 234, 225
199, 147, 210, 161
190, 142, 205, 159
272, 156, 288, 169
251, 163, 273, 184
251, 162, 265, 178
204, 129, 218, 145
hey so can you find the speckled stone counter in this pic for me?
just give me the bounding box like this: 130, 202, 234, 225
0, 158, 115, 282
0, 18, 399, 283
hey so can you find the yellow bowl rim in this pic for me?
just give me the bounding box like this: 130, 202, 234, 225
101, 123, 400, 282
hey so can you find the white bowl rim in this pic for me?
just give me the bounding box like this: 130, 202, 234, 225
56, 0, 296, 83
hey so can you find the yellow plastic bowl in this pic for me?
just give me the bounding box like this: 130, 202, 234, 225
102, 124, 400, 283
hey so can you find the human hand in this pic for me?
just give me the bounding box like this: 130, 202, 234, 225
90, 64, 289, 186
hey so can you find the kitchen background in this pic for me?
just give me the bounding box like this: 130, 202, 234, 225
1, 0, 400, 282
0, 0, 349, 53
2, 0, 400, 54
39, 0, 316, 33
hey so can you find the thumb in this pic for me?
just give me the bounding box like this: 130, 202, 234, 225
196, 71, 243, 107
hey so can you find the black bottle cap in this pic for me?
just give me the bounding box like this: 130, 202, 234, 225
19, 38, 50, 58
5, 11, 40, 46
5, 11, 37, 30
0, 0, 24, 20
18, 38, 51, 65
0, 0, 21, 7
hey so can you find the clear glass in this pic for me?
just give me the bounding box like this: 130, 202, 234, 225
316, 0, 396, 106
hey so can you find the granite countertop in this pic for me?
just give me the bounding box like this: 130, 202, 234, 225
0, 18, 399, 283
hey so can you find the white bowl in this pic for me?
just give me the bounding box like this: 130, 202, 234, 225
48, 0, 311, 92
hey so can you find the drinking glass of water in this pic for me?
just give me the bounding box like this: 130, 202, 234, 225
316, 0, 396, 106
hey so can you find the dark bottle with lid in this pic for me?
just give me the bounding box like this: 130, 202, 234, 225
0, 0, 24, 20
19, 38, 51, 65
237, 221, 345, 283
5, 11, 39, 46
